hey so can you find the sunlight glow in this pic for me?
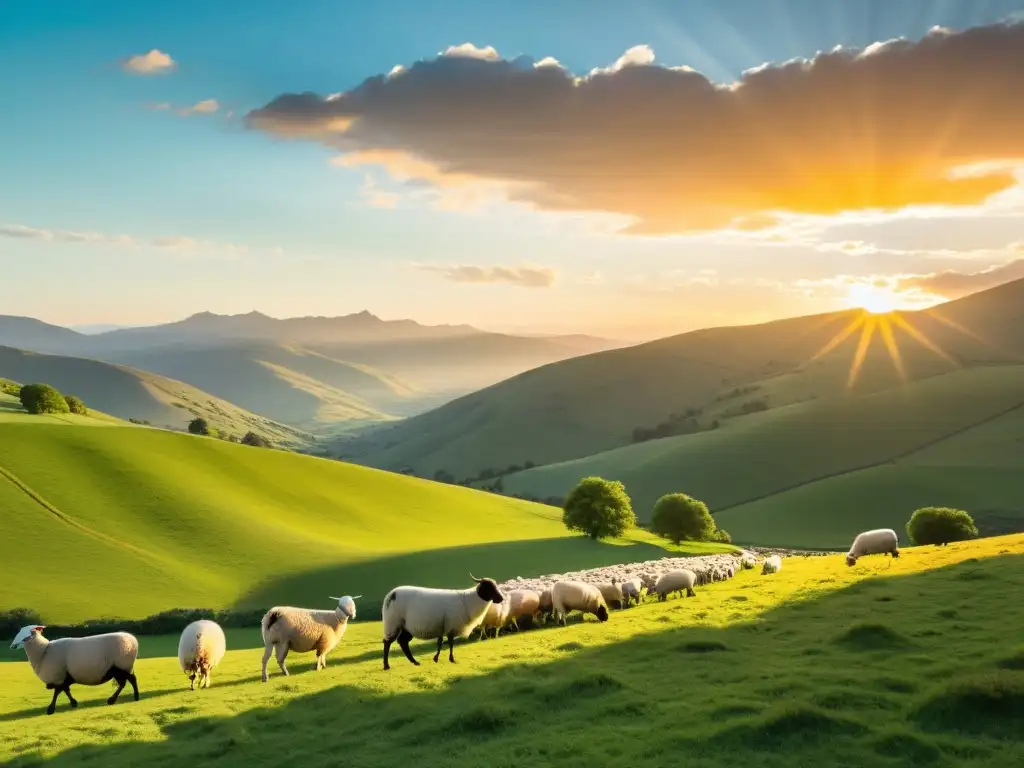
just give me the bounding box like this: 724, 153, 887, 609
842, 283, 907, 314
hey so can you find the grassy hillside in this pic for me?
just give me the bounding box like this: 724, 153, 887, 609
0, 347, 310, 446
0, 414, 722, 625
1, 535, 1021, 766
346, 278, 1024, 479
501, 365, 1024, 544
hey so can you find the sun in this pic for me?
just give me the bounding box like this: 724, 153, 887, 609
843, 283, 903, 315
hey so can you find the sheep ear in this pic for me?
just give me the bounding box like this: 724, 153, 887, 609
33, 626, 45, 633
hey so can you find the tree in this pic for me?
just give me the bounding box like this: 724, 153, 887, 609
651, 493, 716, 544
188, 417, 211, 436
907, 507, 978, 546
19, 383, 69, 415
562, 477, 636, 540
64, 395, 88, 415
241, 431, 271, 448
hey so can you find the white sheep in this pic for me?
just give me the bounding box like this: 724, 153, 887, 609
619, 578, 643, 606
10, 625, 139, 715
505, 589, 543, 629
654, 569, 697, 601
478, 593, 511, 640
595, 582, 624, 610
177, 619, 226, 690
740, 554, 756, 570
260, 595, 359, 682
382, 575, 504, 669
762, 555, 782, 574
551, 581, 610, 625
846, 528, 900, 567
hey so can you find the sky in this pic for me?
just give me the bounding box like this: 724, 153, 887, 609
3, 0, 1024, 341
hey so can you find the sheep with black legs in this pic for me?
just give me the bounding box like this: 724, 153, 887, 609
846, 528, 900, 567
762, 555, 782, 574
551, 581, 609, 625
178, 619, 226, 690
654, 569, 697, 601
11, 625, 139, 715
260, 595, 359, 682
381, 575, 503, 670
619, 577, 644, 606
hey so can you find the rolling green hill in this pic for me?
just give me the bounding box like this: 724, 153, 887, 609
0, 413, 721, 625
344, 277, 1024, 480
500, 365, 1024, 546
0, 347, 311, 446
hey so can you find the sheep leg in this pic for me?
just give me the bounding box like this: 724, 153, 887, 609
261, 644, 274, 682
107, 669, 127, 705
447, 632, 456, 664
127, 672, 139, 701
397, 629, 420, 666
433, 635, 444, 662
189, 672, 197, 691
687, 587, 696, 598
383, 637, 394, 671
62, 679, 78, 708
275, 644, 290, 676
46, 686, 61, 716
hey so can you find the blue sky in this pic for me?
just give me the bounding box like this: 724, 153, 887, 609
3, 0, 1024, 339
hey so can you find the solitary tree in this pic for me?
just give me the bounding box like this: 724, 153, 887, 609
907, 507, 978, 546
188, 417, 211, 436
19, 383, 69, 415
64, 395, 88, 415
241, 431, 272, 448
562, 476, 636, 540
651, 493, 716, 544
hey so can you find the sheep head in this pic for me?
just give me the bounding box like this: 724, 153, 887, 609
471, 575, 504, 604
330, 595, 361, 619
11, 625, 44, 650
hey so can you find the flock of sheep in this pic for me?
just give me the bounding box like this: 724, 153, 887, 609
9, 527, 901, 716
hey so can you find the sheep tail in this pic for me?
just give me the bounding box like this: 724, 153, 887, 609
262, 610, 281, 641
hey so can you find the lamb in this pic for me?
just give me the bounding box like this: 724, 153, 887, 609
381, 575, 504, 669
478, 593, 511, 639
551, 580, 609, 625
10, 625, 139, 715
595, 582, 624, 610
177, 619, 226, 690
619, 578, 643, 606
654, 569, 697, 601
846, 528, 900, 567
260, 595, 359, 682
762, 555, 782, 575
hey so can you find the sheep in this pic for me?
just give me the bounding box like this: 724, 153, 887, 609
640, 573, 660, 593
538, 588, 555, 623
177, 619, 226, 690
725, 565, 735, 579
382, 575, 503, 670
762, 555, 782, 575
740, 554, 756, 570
261, 595, 359, 682
478, 593, 511, 640
595, 582, 624, 610
619, 578, 643, 606
10, 625, 139, 715
654, 569, 697, 601
551, 581, 609, 625
505, 589, 542, 630
846, 528, 900, 567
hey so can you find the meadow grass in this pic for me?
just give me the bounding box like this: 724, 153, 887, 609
1, 534, 1021, 766
0, 418, 727, 624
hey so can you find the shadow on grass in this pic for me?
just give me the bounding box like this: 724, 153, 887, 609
232, 536, 675, 621
16, 553, 1024, 767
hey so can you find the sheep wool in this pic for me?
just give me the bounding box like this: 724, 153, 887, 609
381, 576, 504, 669
506, 589, 542, 628
762, 555, 782, 575
479, 593, 511, 639
10, 626, 139, 715
654, 569, 697, 601
261, 595, 359, 682
551, 580, 609, 625
740, 554, 756, 570
178, 619, 227, 690
595, 582, 624, 610
846, 528, 900, 566
619, 578, 643, 606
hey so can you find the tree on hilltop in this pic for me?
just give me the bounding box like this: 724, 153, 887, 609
562, 476, 636, 540
241, 431, 272, 448
19, 383, 69, 415
188, 417, 211, 436
651, 493, 717, 545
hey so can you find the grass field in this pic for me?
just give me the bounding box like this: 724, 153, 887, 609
1, 535, 1021, 766
0, 413, 729, 625
500, 365, 1024, 545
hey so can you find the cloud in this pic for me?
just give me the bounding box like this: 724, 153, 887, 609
0, 224, 134, 245
179, 98, 220, 116
247, 21, 1024, 234
121, 49, 176, 75
897, 250, 1024, 297
0, 222, 258, 259
413, 263, 556, 287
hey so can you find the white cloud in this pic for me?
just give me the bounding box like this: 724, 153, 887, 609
413, 262, 556, 287
121, 49, 176, 75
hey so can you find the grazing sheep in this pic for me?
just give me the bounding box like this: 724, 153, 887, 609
654, 569, 697, 601
506, 589, 542, 629
478, 593, 511, 640
177, 619, 226, 690
740, 554, 756, 570
551, 581, 609, 625
725, 565, 735, 579
619, 578, 643, 606
762, 555, 782, 575
261, 595, 359, 682
538, 588, 555, 623
381, 575, 503, 669
846, 528, 900, 567
640, 573, 660, 593
10, 625, 139, 715
595, 582, 624, 610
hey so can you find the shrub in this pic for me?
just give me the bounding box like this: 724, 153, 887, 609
188, 417, 211, 436
241, 431, 272, 448
64, 395, 88, 415
0, 378, 22, 397
906, 507, 978, 546
19, 383, 69, 415
651, 493, 715, 544
714, 528, 733, 544
562, 476, 636, 540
